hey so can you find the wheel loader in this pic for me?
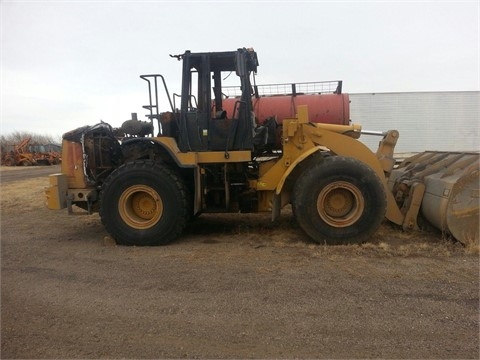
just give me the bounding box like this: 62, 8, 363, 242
45, 48, 479, 246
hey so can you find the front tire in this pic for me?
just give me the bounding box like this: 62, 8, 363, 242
292, 156, 387, 245
100, 160, 189, 246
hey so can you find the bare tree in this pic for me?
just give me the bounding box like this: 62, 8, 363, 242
0, 131, 61, 149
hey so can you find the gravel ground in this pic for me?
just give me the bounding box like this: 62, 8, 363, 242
1, 167, 479, 359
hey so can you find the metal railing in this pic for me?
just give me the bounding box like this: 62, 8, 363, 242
221, 80, 342, 98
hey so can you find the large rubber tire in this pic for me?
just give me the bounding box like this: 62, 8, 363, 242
100, 160, 189, 246
292, 156, 387, 245
3, 157, 15, 166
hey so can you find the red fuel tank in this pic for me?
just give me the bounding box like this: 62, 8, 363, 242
219, 82, 350, 125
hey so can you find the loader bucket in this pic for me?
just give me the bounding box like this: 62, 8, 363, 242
389, 151, 479, 245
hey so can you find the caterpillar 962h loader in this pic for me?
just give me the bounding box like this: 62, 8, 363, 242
45, 48, 479, 246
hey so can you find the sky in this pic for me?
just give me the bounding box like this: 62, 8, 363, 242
1, 0, 479, 139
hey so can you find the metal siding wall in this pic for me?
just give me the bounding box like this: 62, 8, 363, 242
349, 92, 480, 153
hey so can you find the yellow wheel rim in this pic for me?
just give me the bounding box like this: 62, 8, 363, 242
118, 185, 163, 230
316, 181, 364, 228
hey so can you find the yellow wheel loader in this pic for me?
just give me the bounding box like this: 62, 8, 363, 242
45, 48, 479, 246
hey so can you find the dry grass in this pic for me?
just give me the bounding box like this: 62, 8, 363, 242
0, 165, 59, 174
0, 165, 41, 172
454, 233, 480, 255
0, 177, 50, 211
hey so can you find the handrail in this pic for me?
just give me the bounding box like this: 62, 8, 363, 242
140, 74, 175, 117
222, 80, 343, 98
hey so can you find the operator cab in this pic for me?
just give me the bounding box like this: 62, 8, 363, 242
140, 48, 259, 153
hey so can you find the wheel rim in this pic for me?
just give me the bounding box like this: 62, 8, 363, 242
118, 185, 163, 229
316, 181, 364, 228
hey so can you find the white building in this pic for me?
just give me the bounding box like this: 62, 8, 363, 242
349, 92, 480, 153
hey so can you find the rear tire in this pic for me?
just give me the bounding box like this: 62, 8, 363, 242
3, 157, 15, 166
292, 156, 387, 245
100, 160, 189, 246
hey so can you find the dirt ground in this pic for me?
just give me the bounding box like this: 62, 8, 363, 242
1, 165, 479, 359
